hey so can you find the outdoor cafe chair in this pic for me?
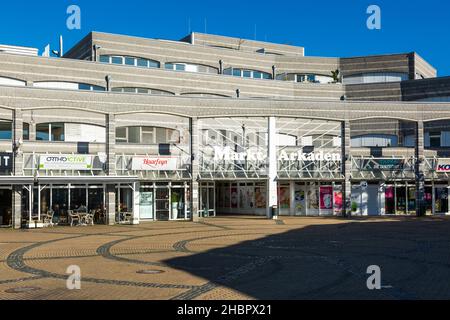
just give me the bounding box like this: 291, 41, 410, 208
68, 210, 80, 227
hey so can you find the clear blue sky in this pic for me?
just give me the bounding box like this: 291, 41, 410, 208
1, 0, 449, 75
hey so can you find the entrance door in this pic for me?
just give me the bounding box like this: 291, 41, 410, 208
140, 189, 154, 220
435, 186, 448, 215
367, 185, 379, 216
171, 188, 186, 220
155, 187, 170, 221
0, 189, 12, 227
200, 182, 215, 217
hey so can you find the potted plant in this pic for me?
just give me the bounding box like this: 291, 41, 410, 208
331, 69, 340, 83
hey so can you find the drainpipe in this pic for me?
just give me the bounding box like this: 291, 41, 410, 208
219, 60, 223, 74
272, 65, 276, 80
236, 89, 240, 98
105, 75, 112, 92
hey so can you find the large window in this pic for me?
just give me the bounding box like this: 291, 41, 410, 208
35, 123, 105, 142
0, 121, 12, 140
0, 76, 26, 87
351, 134, 399, 148
343, 72, 408, 85
277, 73, 334, 84
111, 87, 174, 95
34, 82, 104, 91
224, 68, 272, 80
99, 55, 160, 69
116, 126, 180, 144
165, 62, 218, 74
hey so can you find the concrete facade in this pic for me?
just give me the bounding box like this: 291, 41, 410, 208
1, 31, 450, 228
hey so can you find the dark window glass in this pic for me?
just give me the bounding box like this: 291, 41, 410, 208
233, 69, 242, 77
165, 63, 174, 70
137, 58, 148, 67
137, 88, 148, 94
78, 83, 91, 91
243, 70, 252, 78
99, 55, 109, 63
23, 123, 30, 140
92, 85, 105, 91
430, 132, 441, 148
128, 127, 140, 143
0, 122, 12, 140
51, 123, 65, 142
175, 64, 185, 71
149, 60, 160, 68
111, 56, 123, 64
253, 71, 262, 79
125, 57, 135, 66
36, 123, 49, 141
223, 68, 232, 75
262, 72, 272, 80
111, 88, 122, 92
123, 87, 135, 93
116, 127, 127, 142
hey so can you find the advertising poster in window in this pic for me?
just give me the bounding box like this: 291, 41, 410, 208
307, 186, 319, 215
351, 185, 361, 215
320, 186, 333, 215
230, 187, 238, 208
333, 185, 343, 216
255, 187, 266, 209
278, 187, 290, 209
139, 192, 154, 220
294, 185, 306, 215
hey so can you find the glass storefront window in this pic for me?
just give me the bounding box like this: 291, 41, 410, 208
51, 123, 65, 141
70, 187, 87, 211
36, 123, 49, 141
23, 122, 30, 140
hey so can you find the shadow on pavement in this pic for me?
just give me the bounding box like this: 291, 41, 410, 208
164, 218, 450, 300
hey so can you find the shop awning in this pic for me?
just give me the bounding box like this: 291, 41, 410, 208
0, 176, 35, 185
36, 176, 140, 184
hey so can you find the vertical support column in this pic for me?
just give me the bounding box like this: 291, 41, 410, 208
106, 184, 116, 225
342, 121, 352, 217
267, 117, 278, 218
416, 120, 426, 217
289, 180, 296, 216
12, 109, 24, 229
12, 186, 22, 229
190, 118, 200, 222
132, 181, 140, 225
106, 114, 116, 175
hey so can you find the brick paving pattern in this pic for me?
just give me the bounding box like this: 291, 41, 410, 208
1, 216, 450, 300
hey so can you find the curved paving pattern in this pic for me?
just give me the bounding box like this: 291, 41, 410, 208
1, 217, 450, 300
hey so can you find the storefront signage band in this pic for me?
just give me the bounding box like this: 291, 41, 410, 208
213, 147, 341, 162
132, 157, 178, 171
0, 153, 13, 170
436, 159, 450, 173
39, 155, 93, 170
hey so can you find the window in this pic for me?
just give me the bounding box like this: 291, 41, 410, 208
51, 123, 64, 142
99, 55, 110, 63
224, 68, 272, 80
23, 123, 30, 140
137, 58, 148, 67
111, 87, 175, 95
351, 134, 399, 148
165, 62, 217, 74
429, 132, 441, 148
125, 57, 135, 66
343, 72, 408, 85
34, 82, 104, 91
0, 122, 12, 140
111, 56, 123, 64
0, 76, 26, 87
36, 123, 50, 141
115, 126, 180, 144
99, 55, 160, 69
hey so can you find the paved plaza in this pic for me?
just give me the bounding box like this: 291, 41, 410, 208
1, 216, 450, 300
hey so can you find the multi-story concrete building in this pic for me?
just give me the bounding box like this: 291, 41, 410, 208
1, 31, 450, 229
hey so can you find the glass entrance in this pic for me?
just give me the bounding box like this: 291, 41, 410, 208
139, 187, 154, 220
155, 187, 170, 221
435, 186, 448, 214
200, 182, 215, 217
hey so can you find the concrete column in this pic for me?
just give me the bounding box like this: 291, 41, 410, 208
13, 109, 24, 176
416, 120, 426, 216
132, 181, 140, 225
106, 114, 116, 175
106, 184, 116, 225
342, 121, 352, 217
12, 185, 22, 229
289, 180, 296, 216
267, 117, 278, 218
190, 118, 200, 221
29, 122, 36, 141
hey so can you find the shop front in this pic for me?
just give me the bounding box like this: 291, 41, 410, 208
0, 153, 19, 228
